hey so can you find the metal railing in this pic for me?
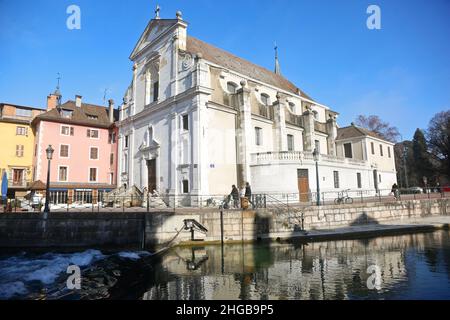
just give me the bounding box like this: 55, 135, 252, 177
254, 188, 450, 207
1, 187, 448, 213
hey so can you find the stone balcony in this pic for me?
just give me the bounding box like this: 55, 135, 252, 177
251, 151, 368, 167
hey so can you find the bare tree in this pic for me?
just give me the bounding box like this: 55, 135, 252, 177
355, 115, 401, 142
426, 110, 450, 181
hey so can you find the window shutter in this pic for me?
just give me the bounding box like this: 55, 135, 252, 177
70, 127, 74, 136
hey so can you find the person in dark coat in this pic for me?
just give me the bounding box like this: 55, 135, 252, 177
245, 182, 255, 208
391, 183, 399, 200
231, 185, 240, 208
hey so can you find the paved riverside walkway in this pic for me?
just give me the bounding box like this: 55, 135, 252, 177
274, 215, 450, 242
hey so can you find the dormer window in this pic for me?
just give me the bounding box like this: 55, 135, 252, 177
87, 114, 98, 120
312, 110, 319, 120
16, 108, 32, 117
261, 94, 270, 106
289, 102, 296, 113
227, 82, 238, 94
61, 109, 73, 118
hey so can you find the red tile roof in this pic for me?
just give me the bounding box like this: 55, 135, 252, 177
33, 100, 118, 128
186, 36, 314, 101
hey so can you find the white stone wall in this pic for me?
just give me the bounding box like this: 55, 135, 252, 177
251, 160, 391, 200
206, 106, 238, 195
365, 137, 396, 172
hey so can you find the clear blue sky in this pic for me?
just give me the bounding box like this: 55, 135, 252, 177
0, 0, 449, 139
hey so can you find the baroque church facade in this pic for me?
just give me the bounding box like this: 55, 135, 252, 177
117, 10, 397, 205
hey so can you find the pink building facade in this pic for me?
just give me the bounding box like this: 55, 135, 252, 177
32, 93, 118, 204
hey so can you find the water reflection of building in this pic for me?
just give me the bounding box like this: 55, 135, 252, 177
142, 232, 450, 300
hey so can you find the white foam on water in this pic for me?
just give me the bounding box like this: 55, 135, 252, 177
0, 249, 106, 299
117, 251, 151, 260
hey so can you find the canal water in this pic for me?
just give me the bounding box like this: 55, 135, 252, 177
1, 230, 450, 300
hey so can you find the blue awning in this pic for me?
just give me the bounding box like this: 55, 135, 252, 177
1, 172, 8, 200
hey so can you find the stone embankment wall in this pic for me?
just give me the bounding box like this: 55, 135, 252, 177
0, 199, 448, 249
0, 213, 144, 248
144, 198, 450, 246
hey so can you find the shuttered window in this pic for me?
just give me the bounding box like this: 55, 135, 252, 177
89, 168, 97, 182
90, 147, 99, 160
87, 129, 99, 138
287, 135, 294, 151
16, 126, 28, 136
333, 171, 340, 189
61, 126, 74, 136
59, 166, 68, 182
357, 173, 362, 189
16, 145, 24, 157
344, 143, 352, 158
60, 145, 69, 158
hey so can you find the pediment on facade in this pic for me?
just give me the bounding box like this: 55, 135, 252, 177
130, 19, 179, 60
138, 139, 160, 153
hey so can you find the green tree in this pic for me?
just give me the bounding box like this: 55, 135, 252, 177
394, 141, 417, 188
412, 129, 434, 186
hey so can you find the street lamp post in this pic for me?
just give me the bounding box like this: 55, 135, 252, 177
313, 148, 320, 206
403, 145, 409, 189
44, 145, 54, 214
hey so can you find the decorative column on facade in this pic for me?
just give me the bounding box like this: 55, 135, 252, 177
272, 93, 288, 152
168, 112, 178, 199
131, 63, 138, 116
128, 128, 135, 187
190, 53, 211, 204
302, 107, 315, 152
236, 80, 253, 186
326, 114, 338, 156
170, 34, 179, 97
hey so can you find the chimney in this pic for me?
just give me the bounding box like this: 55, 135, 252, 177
75, 95, 82, 107
108, 99, 115, 123
46, 94, 58, 111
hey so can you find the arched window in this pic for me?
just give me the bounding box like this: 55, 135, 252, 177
144, 60, 160, 105
227, 82, 238, 94
261, 94, 270, 106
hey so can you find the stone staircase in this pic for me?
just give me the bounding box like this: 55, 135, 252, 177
142, 194, 168, 209
103, 185, 144, 208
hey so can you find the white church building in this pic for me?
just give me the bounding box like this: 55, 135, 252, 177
117, 10, 397, 205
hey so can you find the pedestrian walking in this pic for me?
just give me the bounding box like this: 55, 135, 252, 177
245, 182, 255, 209
391, 183, 400, 200
231, 185, 240, 209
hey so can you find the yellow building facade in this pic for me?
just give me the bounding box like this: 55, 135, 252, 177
0, 103, 44, 198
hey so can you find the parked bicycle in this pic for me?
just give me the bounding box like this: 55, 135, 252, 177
334, 189, 353, 205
